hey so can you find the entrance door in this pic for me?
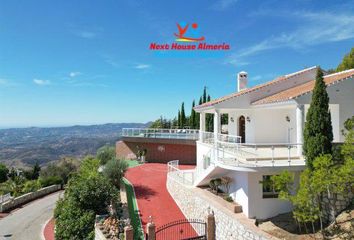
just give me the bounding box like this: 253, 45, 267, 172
238, 116, 246, 143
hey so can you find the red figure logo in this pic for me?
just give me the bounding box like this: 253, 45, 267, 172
174, 23, 205, 42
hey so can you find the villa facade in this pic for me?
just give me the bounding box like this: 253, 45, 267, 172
120, 66, 354, 220
193, 66, 354, 219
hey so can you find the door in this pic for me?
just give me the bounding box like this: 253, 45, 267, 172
238, 115, 246, 143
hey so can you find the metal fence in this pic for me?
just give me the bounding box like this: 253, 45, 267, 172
155, 219, 206, 240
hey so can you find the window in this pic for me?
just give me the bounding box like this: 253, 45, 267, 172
261, 175, 279, 198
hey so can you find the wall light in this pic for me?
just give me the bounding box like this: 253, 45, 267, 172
286, 116, 290, 122
246, 116, 251, 122
230, 117, 234, 122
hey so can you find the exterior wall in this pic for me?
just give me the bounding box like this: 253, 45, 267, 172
297, 78, 354, 142
227, 107, 297, 144
167, 176, 271, 240
196, 142, 214, 171
226, 170, 301, 219
116, 139, 196, 165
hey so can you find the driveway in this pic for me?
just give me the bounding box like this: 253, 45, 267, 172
125, 163, 197, 237
0, 191, 62, 240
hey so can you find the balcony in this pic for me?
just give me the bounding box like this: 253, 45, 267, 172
122, 128, 199, 140
199, 131, 305, 168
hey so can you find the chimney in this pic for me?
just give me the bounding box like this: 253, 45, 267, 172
237, 71, 248, 92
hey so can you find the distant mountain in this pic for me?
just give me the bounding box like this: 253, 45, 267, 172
0, 122, 151, 168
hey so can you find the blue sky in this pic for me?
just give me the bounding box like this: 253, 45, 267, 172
0, 0, 353, 127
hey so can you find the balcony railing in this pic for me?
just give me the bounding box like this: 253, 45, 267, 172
122, 128, 199, 140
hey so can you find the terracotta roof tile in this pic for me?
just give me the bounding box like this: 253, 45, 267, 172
194, 66, 317, 110
252, 69, 354, 105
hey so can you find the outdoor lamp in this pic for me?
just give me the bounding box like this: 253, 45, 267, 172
286, 116, 290, 122
246, 116, 251, 122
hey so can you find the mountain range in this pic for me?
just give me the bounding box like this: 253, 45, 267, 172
0, 122, 150, 168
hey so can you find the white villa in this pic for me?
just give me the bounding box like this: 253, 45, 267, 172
191, 66, 354, 219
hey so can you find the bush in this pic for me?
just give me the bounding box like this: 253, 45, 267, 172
55, 198, 95, 240
223, 196, 233, 202
39, 176, 63, 187
102, 159, 128, 188
97, 146, 116, 165
22, 180, 42, 193
0, 164, 9, 183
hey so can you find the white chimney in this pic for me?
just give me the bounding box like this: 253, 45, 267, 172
237, 71, 248, 92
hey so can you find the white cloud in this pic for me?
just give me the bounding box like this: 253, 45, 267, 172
69, 72, 82, 78
0, 79, 8, 85
228, 10, 354, 65
134, 64, 151, 69
74, 31, 96, 39
33, 79, 51, 86
212, 0, 238, 11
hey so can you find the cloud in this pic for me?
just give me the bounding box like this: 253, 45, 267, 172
227, 10, 354, 65
0, 79, 8, 85
69, 72, 82, 78
212, 0, 238, 11
74, 30, 97, 39
33, 79, 51, 86
134, 64, 151, 69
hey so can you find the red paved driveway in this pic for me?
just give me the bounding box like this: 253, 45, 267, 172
125, 163, 196, 234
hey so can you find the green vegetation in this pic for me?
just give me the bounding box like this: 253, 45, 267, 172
97, 145, 116, 165
103, 159, 128, 188
149, 86, 214, 130
123, 178, 144, 240
271, 72, 354, 234
303, 68, 333, 170
0, 163, 9, 183
336, 47, 354, 72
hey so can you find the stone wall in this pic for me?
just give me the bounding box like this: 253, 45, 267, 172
116, 139, 196, 165
0, 185, 61, 212
166, 176, 273, 240
321, 191, 353, 223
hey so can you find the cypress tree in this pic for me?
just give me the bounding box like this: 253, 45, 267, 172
203, 87, 207, 103
180, 102, 186, 128
190, 100, 196, 129
177, 110, 181, 128
303, 68, 333, 170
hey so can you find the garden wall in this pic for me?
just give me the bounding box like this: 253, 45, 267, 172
0, 185, 61, 212
116, 138, 196, 165
166, 176, 272, 240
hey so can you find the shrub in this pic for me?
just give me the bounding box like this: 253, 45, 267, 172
223, 196, 233, 202
0, 164, 9, 183
221, 176, 232, 193
39, 176, 63, 187
102, 159, 128, 188
55, 198, 95, 240
22, 180, 42, 193
97, 146, 116, 165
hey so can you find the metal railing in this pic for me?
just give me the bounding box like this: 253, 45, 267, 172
122, 128, 199, 140
167, 160, 195, 186
0, 193, 12, 204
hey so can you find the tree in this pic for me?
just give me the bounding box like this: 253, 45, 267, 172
96, 146, 116, 165
190, 100, 197, 129
32, 162, 41, 180
336, 47, 354, 72
0, 164, 9, 183
203, 86, 207, 103
102, 159, 128, 188
303, 68, 333, 170
180, 102, 186, 128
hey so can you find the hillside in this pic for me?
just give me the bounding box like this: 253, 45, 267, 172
0, 123, 150, 167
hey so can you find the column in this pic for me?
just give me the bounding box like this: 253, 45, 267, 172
199, 112, 206, 141
213, 110, 220, 161
296, 105, 304, 156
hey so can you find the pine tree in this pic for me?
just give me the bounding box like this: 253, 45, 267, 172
303, 68, 333, 170
180, 102, 186, 128
336, 47, 354, 72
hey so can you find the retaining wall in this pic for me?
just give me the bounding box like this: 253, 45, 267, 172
167, 176, 274, 240
0, 185, 61, 212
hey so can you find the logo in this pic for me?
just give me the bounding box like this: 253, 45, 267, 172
174, 22, 205, 42
149, 22, 230, 57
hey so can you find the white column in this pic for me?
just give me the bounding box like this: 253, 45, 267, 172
296, 105, 304, 156
199, 112, 206, 141
213, 110, 220, 161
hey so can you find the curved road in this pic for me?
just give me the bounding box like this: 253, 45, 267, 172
0, 191, 62, 240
